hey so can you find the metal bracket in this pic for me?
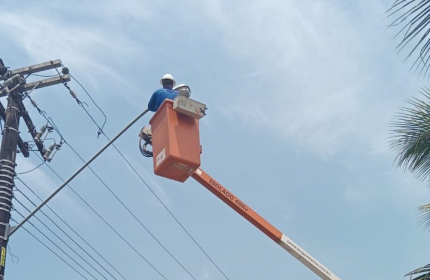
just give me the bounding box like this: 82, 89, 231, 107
6, 106, 19, 112
7, 225, 15, 238
173, 96, 207, 119
2, 127, 19, 134
3, 224, 14, 241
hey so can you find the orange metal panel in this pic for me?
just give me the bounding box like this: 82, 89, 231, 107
149, 99, 201, 182
191, 168, 283, 243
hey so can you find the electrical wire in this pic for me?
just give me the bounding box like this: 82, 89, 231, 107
15, 176, 127, 280
32, 152, 169, 280
70, 73, 107, 132
12, 209, 96, 279
58, 140, 198, 280
30, 73, 58, 78
55, 68, 106, 137
10, 218, 88, 280
7, 244, 19, 264
139, 131, 153, 158
109, 142, 230, 280
22, 81, 40, 97
66, 80, 231, 280
15, 177, 119, 280
25, 100, 197, 279
13, 197, 108, 280
15, 161, 45, 175
26, 73, 228, 279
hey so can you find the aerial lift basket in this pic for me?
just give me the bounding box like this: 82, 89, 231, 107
149, 99, 202, 182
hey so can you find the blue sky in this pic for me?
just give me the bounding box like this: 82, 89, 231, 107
0, 1, 429, 280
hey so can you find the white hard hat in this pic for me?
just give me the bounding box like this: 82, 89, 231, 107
173, 84, 191, 98
159, 73, 176, 86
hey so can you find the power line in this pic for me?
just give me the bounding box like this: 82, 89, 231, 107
111, 145, 230, 278
24, 100, 198, 279
33, 152, 169, 280
70, 73, 107, 132
108, 143, 230, 280
66, 75, 231, 280
15, 161, 45, 175
10, 218, 88, 280
12, 208, 98, 279
10, 101, 170, 280
61, 138, 198, 280
29, 73, 58, 78
15, 176, 127, 280
55, 68, 106, 137
15, 177, 119, 280
13, 197, 108, 280
25, 75, 228, 279
7, 244, 19, 264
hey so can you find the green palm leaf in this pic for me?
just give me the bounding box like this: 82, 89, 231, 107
405, 264, 430, 280
390, 89, 430, 228
418, 203, 430, 230
390, 88, 430, 182
388, 0, 430, 76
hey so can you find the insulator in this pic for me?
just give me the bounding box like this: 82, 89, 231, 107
43, 144, 56, 162
34, 125, 47, 143
61, 67, 69, 75
0, 74, 20, 89
70, 90, 77, 99
30, 99, 37, 108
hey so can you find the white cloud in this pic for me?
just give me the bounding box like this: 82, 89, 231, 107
343, 170, 429, 208
189, 0, 415, 158
74, 0, 155, 21
0, 7, 141, 89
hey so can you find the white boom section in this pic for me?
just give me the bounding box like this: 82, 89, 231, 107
278, 234, 341, 280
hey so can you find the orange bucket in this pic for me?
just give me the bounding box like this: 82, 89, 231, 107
149, 99, 201, 182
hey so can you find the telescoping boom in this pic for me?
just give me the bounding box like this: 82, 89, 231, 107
140, 96, 342, 280
191, 168, 341, 280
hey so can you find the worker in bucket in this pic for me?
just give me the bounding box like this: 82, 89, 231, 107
148, 73, 179, 112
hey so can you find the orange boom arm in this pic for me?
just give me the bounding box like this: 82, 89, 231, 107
191, 168, 282, 242
191, 168, 341, 280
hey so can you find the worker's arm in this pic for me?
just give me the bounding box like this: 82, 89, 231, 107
147, 90, 158, 112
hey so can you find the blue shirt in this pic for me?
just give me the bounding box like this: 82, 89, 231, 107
148, 88, 179, 112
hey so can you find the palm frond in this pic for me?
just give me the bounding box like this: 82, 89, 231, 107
405, 264, 430, 280
418, 203, 430, 230
387, 0, 430, 77
390, 88, 430, 185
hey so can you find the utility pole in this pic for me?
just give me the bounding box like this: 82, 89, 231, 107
0, 59, 70, 279
0, 79, 23, 279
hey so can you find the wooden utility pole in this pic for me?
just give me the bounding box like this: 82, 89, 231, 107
0, 83, 22, 279
0, 59, 70, 279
